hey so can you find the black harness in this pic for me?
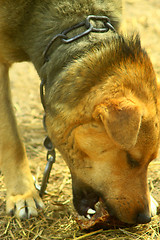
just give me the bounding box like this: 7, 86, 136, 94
38, 15, 116, 197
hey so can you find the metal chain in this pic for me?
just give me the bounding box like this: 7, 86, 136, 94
39, 136, 56, 197
43, 15, 116, 63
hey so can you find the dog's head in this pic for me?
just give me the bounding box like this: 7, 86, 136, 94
45, 35, 159, 224
70, 96, 159, 224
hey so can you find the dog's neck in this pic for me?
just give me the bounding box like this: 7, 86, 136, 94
34, 25, 117, 77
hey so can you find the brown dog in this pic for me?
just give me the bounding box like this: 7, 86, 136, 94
0, 0, 159, 224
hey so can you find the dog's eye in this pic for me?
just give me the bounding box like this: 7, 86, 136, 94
126, 152, 140, 168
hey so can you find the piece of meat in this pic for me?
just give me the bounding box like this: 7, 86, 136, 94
75, 201, 130, 231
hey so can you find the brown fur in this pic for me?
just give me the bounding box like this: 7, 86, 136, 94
0, 0, 159, 223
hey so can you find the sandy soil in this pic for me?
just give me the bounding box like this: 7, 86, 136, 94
0, 0, 160, 239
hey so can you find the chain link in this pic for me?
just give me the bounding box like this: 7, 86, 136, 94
43, 15, 116, 63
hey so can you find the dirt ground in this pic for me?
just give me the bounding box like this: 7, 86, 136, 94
0, 0, 160, 239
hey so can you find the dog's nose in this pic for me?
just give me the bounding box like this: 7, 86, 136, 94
136, 212, 151, 224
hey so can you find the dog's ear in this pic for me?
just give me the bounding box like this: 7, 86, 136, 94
93, 98, 142, 149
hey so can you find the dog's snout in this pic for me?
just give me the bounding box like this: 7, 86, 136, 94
136, 212, 151, 224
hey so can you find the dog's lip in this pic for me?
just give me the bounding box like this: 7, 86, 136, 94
72, 187, 99, 217
73, 190, 111, 220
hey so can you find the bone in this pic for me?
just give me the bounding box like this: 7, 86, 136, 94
87, 208, 96, 215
